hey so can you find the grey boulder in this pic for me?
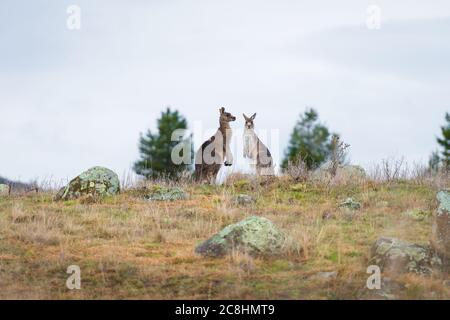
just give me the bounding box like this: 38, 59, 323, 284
369, 237, 441, 275
196, 216, 286, 258
54, 166, 120, 201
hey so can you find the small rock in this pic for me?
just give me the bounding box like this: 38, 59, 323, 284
234, 194, 256, 206
310, 271, 337, 281
369, 237, 442, 275
145, 186, 187, 201
339, 198, 361, 210
54, 166, 120, 201
195, 216, 286, 258
401, 209, 430, 221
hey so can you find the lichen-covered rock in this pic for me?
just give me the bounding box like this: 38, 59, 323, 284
54, 166, 120, 201
401, 209, 430, 221
234, 194, 256, 206
370, 237, 441, 275
339, 197, 361, 210
340, 165, 366, 178
312, 163, 366, 181
145, 186, 187, 201
195, 216, 286, 257
0, 184, 10, 196
431, 190, 450, 264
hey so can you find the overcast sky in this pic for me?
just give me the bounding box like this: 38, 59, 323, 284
1, 0, 449, 183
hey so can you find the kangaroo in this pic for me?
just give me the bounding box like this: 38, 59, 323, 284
243, 113, 274, 176
195, 107, 236, 183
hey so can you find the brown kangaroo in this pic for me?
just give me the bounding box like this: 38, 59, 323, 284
195, 107, 236, 182
243, 113, 274, 176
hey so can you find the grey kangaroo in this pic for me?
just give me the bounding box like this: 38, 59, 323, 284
195, 107, 236, 182
243, 113, 274, 176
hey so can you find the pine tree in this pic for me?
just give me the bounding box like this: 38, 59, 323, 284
282, 108, 332, 170
134, 108, 193, 179
437, 112, 450, 170
428, 151, 440, 173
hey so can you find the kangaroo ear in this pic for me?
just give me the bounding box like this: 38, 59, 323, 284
219, 107, 225, 114
243, 113, 249, 121
251, 113, 257, 120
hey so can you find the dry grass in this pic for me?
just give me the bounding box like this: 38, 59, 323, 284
0, 171, 449, 300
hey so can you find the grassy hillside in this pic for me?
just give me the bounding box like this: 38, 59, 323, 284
0, 174, 449, 299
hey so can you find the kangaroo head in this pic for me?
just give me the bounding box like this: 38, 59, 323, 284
219, 107, 236, 124
243, 113, 256, 129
